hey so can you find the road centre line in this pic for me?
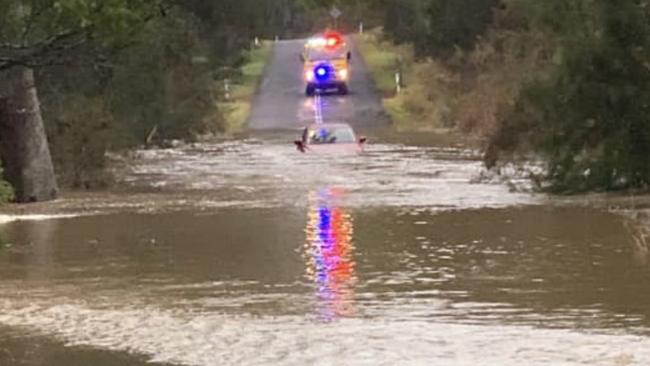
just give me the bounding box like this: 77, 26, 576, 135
314, 93, 324, 124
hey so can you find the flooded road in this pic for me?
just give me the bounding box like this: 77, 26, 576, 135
2, 38, 650, 365
1, 136, 650, 365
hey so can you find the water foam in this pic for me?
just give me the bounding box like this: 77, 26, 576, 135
0, 214, 84, 225
0, 299, 648, 366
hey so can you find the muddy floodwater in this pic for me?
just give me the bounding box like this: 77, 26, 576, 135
0, 133, 649, 366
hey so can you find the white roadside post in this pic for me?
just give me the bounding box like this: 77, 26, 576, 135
224, 79, 231, 101
275, 35, 279, 43
330, 6, 342, 30
254, 37, 260, 47
395, 72, 401, 95
359, 22, 364, 35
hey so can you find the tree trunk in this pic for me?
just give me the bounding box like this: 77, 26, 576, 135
0, 66, 59, 203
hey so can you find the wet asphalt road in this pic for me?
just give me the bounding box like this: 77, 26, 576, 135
248, 38, 389, 130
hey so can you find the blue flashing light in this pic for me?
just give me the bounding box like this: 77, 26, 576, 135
314, 64, 331, 82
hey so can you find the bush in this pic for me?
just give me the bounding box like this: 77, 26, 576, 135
489, 0, 650, 192
39, 8, 226, 188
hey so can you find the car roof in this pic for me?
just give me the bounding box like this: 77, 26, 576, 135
305, 122, 354, 130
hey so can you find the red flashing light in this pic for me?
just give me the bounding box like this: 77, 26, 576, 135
324, 32, 343, 49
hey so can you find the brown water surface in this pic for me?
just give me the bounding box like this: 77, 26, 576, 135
1, 135, 649, 365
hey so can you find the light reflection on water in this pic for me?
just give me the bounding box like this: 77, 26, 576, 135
1, 205, 650, 365
304, 187, 357, 321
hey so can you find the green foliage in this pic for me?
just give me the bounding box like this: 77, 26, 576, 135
379, 0, 429, 54
32, 4, 226, 188
491, 0, 650, 192
0, 0, 159, 52
367, 0, 500, 59
354, 0, 650, 192
5, 0, 284, 188
426, 0, 501, 58
5, 0, 647, 194
107, 9, 221, 142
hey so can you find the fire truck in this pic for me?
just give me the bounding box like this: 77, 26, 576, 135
301, 32, 351, 96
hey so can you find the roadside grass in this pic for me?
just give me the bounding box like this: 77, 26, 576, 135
355, 28, 544, 141
219, 41, 273, 132
355, 30, 456, 132
355, 36, 405, 97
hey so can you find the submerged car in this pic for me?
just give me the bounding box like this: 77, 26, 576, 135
294, 123, 366, 154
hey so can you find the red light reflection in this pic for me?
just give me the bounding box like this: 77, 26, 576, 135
304, 187, 357, 320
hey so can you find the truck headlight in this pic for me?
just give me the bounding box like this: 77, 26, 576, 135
338, 69, 349, 80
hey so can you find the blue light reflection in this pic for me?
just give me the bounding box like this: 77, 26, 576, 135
304, 187, 357, 321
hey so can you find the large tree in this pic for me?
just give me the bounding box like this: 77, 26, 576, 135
0, 0, 163, 202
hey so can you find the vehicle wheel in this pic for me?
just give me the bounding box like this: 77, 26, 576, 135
339, 84, 349, 95
305, 85, 315, 97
